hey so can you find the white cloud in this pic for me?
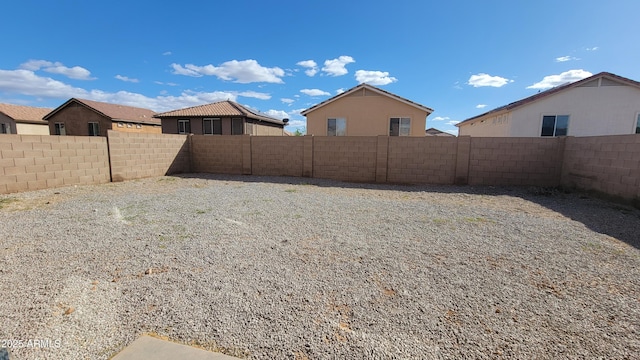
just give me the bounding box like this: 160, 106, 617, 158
20, 59, 95, 80
586, 47, 599, 51
237, 90, 271, 100
0, 69, 88, 98
288, 108, 305, 116
281, 98, 295, 104
163, 51, 172, 56
476, 104, 487, 109
446, 120, 461, 126
300, 88, 330, 96
265, 109, 288, 119
154, 81, 178, 86
322, 56, 355, 76
467, 73, 513, 88
296, 60, 318, 77
171, 59, 285, 83
526, 69, 593, 90
555, 56, 579, 62
432, 116, 450, 121
115, 75, 139, 83
285, 119, 306, 128
444, 129, 458, 136
335, 88, 345, 95
355, 70, 397, 85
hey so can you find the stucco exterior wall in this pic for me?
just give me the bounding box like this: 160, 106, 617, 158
161, 117, 283, 135
306, 90, 428, 136
47, 105, 112, 136
458, 112, 511, 137
0, 114, 18, 134
15, 123, 50, 135
111, 122, 161, 134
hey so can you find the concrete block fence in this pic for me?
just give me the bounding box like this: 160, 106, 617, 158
1, 132, 639, 203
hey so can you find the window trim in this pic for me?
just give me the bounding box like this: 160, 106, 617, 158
178, 119, 191, 134
389, 117, 411, 136
540, 114, 569, 137
327, 117, 347, 136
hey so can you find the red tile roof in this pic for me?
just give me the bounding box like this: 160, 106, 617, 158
301, 83, 434, 116
0, 103, 51, 124
153, 100, 284, 125
456, 72, 640, 127
44, 98, 160, 125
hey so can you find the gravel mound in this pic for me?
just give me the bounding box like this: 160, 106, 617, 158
1, 174, 639, 359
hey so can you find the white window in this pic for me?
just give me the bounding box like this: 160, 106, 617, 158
541, 115, 569, 136
327, 118, 346, 136
636, 114, 640, 134
390, 117, 411, 136
54, 123, 66, 135
178, 119, 190, 134
0, 123, 9, 134
88, 122, 99, 136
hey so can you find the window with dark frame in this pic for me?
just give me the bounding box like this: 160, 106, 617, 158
178, 119, 190, 134
0, 123, 8, 134
390, 117, 411, 136
636, 114, 640, 134
232, 118, 243, 135
541, 115, 569, 136
327, 118, 346, 136
203, 118, 213, 135
88, 122, 99, 136
54, 123, 66, 135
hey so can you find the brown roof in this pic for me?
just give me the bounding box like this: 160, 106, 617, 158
301, 83, 434, 116
456, 72, 640, 127
0, 103, 51, 124
425, 127, 455, 136
44, 98, 160, 125
153, 100, 284, 125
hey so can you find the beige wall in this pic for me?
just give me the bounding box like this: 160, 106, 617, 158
111, 122, 161, 134
0, 134, 109, 194
562, 134, 640, 200
15, 123, 50, 135
108, 131, 190, 182
191, 135, 244, 174
313, 137, 378, 182
458, 111, 511, 137
252, 137, 303, 176
387, 137, 458, 184
460, 81, 640, 137
306, 89, 429, 137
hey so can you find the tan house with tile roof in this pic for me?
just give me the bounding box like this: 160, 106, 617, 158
43, 98, 161, 137
425, 127, 455, 137
302, 83, 433, 137
457, 72, 640, 137
0, 103, 51, 135
154, 100, 286, 136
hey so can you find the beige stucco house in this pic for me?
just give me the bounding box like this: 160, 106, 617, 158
302, 83, 433, 136
44, 98, 161, 136
0, 103, 51, 135
457, 72, 640, 137
155, 100, 286, 136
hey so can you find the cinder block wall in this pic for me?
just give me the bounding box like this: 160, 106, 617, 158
468, 137, 564, 186
252, 137, 304, 176
562, 134, 640, 200
387, 137, 458, 184
313, 137, 378, 182
108, 131, 189, 181
191, 135, 243, 174
0, 134, 109, 194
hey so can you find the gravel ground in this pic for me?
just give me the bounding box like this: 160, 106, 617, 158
1, 174, 639, 359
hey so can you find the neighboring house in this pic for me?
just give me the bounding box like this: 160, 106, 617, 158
425, 127, 455, 137
302, 83, 433, 137
457, 72, 640, 137
154, 100, 287, 135
0, 103, 51, 135
44, 98, 161, 136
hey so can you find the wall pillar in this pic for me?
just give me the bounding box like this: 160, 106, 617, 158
454, 135, 471, 185
303, 135, 313, 177
242, 135, 252, 175
375, 136, 389, 183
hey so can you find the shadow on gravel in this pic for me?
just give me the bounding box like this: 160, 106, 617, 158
172, 173, 640, 250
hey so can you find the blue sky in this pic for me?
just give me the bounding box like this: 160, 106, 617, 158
1, 1, 639, 135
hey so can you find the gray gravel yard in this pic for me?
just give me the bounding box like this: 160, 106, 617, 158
1, 174, 639, 359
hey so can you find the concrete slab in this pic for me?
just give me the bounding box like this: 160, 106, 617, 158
111, 335, 240, 360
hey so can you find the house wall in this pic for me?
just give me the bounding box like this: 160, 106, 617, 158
0, 114, 17, 134
458, 112, 511, 137
0, 134, 109, 193
108, 131, 190, 181
562, 134, 640, 200
161, 117, 284, 135
111, 122, 161, 134
306, 89, 429, 136
47, 104, 112, 136
15, 123, 50, 135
